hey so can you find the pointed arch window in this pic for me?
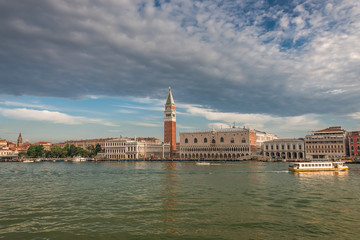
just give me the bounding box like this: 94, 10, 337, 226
212, 139, 216, 144
204, 138, 207, 143
242, 138, 246, 143
230, 138, 234, 143
194, 138, 198, 143
220, 137, 224, 143
185, 138, 188, 144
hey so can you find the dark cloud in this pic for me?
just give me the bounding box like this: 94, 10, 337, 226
0, 0, 359, 116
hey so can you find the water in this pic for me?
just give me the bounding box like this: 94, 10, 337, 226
1, 161, 360, 239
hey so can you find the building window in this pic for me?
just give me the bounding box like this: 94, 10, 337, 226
357, 138, 359, 143
351, 138, 354, 143
204, 138, 207, 143
282, 145, 285, 150
231, 138, 234, 143
276, 145, 279, 150
185, 138, 188, 143
242, 138, 246, 143
293, 144, 296, 150
351, 146, 354, 151
271, 145, 273, 150
266, 145, 268, 150
212, 139, 216, 144
220, 137, 224, 143
299, 145, 302, 150
358, 146, 360, 151
194, 138, 198, 143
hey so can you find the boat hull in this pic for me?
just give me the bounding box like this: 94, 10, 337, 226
289, 167, 348, 172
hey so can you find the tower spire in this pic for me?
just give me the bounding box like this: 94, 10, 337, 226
17, 132, 23, 147
166, 86, 175, 105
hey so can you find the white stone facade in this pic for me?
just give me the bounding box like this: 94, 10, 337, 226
180, 128, 257, 160
255, 130, 279, 153
0, 148, 17, 157
263, 139, 305, 160
105, 138, 170, 160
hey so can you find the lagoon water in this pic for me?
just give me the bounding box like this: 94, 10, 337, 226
1, 161, 360, 239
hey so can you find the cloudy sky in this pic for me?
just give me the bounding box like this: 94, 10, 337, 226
0, 0, 359, 143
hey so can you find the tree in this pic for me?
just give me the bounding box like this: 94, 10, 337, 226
95, 144, 102, 154
27, 145, 44, 158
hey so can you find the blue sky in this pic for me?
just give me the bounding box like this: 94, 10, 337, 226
0, 0, 360, 143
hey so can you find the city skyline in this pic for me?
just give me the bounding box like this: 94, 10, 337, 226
0, 0, 360, 142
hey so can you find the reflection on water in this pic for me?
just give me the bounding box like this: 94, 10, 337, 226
293, 170, 348, 180
162, 162, 180, 235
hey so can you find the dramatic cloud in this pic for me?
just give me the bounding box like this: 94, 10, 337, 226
0, 0, 359, 118
179, 103, 321, 133
0, 108, 117, 127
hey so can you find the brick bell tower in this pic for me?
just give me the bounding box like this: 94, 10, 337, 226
164, 86, 176, 156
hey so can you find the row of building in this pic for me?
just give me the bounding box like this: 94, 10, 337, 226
179, 125, 359, 161
2, 87, 360, 161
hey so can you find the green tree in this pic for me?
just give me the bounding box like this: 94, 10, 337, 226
95, 144, 102, 154
27, 145, 44, 158
18, 151, 27, 157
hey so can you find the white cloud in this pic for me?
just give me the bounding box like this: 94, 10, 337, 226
128, 121, 162, 127
349, 112, 360, 119
179, 103, 321, 135
117, 109, 138, 114
0, 108, 118, 127
0, 100, 50, 109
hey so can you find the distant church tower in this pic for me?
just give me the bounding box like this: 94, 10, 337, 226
17, 133, 22, 147
164, 87, 176, 156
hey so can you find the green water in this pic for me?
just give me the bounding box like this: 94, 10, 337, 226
1, 161, 360, 239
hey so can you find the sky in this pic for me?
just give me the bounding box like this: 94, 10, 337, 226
0, 0, 360, 143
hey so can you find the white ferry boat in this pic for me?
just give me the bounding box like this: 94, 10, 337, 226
72, 156, 87, 162
288, 162, 348, 172
196, 162, 211, 166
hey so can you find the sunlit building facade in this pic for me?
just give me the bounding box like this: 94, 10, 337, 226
263, 138, 305, 160
180, 127, 256, 160
105, 138, 170, 160
305, 126, 349, 160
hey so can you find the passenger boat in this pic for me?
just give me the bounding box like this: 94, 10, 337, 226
196, 162, 211, 166
72, 156, 87, 162
288, 162, 348, 172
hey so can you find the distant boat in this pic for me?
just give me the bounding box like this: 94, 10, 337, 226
196, 162, 211, 166
288, 162, 348, 172
72, 156, 87, 162
35, 158, 42, 162
22, 159, 34, 163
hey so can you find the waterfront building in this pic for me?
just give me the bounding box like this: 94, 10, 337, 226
0, 139, 7, 147
348, 131, 360, 157
179, 127, 257, 160
53, 138, 115, 150
305, 126, 349, 160
254, 130, 279, 154
263, 138, 304, 160
0, 147, 17, 157
32, 142, 52, 151
105, 137, 170, 160
164, 87, 176, 156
